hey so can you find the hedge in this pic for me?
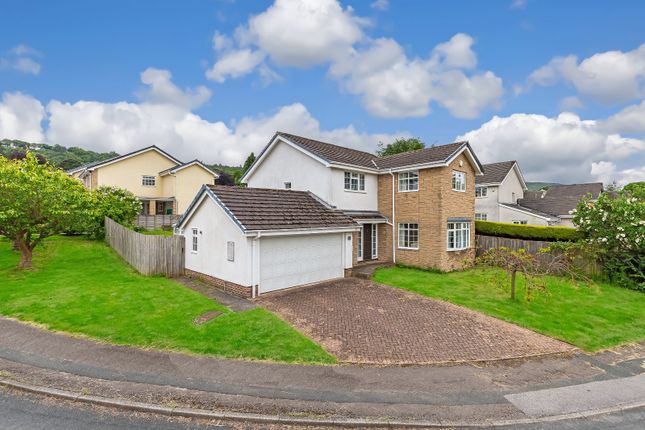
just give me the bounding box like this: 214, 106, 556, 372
475, 220, 583, 242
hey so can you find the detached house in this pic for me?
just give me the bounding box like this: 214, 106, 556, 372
175, 132, 483, 297
68, 146, 218, 218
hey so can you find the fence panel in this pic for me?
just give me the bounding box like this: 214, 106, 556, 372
105, 217, 185, 277
475, 234, 602, 276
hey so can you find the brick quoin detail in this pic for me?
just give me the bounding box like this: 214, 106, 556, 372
186, 269, 253, 298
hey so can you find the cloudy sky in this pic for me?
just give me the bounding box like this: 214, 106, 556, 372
1, 0, 644, 184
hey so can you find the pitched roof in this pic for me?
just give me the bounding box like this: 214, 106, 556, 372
375, 141, 469, 169
159, 159, 218, 177
203, 185, 357, 232
476, 161, 517, 185
277, 132, 379, 169
499, 203, 558, 220
517, 183, 603, 217
66, 145, 182, 174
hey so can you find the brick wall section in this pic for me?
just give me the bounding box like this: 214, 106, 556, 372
377, 152, 475, 272
186, 269, 253, 298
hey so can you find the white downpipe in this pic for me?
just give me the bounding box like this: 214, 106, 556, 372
389, 170, 396, 264
252, 232, 262, 298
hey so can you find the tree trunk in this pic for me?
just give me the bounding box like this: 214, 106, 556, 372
510, 270, 517, 300
17, 240, 33, 269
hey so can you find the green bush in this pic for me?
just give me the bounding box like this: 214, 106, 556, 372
475, 220, 582, 242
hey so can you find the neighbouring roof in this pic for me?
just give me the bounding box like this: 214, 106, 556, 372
517, 183, 603, 217
276, 132, 379, 169
343, 210, 388, 221
375, 141, 472, 170
499, 203, 558, 220
66, 145, 182, 174
476, 161, 517, 185
201, 185, 358, 232
159, 159, 218, 177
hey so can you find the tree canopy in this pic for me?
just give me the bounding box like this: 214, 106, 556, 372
377, 138, 425, 157
0, 153, 92, 268
0, 139, 118, 171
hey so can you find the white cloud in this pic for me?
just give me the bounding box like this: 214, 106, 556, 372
0, 44, 42, 75
370, 0, 389, 11
0, 67, 401, 166
559, 95, 584, 111
458, 111, 645, 183
330, 34, 503, 118
0, 92, 45, 142
207, 1, 503, 119
591, 161, 645, 186
527, 43, 645, 104
601, 100, 645, 134
510, 0, 528, 10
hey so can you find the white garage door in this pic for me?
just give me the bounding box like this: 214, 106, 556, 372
260, 234, 344, 293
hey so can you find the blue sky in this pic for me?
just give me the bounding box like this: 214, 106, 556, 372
1, 0, 644, 184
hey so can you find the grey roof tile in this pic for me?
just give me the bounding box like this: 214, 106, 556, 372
476, 161, 517, 184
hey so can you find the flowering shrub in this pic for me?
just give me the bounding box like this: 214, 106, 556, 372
87, 186, 142, 239
572, 186, 645, 291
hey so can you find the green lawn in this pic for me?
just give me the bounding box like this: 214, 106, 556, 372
0, 236, 334, 364
139, 228, 174, 237
373, 266, 645, 352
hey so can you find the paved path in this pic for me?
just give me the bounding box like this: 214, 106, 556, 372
176, 276, 256, 312
259, 278, 574, 364
0, 317, 643, 424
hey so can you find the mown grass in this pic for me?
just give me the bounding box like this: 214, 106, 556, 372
373, 266, 645, 352
0, 236, 334, 364
139, 228, 174, 237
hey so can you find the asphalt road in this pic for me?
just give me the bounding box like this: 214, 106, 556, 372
1, 389, 644, 429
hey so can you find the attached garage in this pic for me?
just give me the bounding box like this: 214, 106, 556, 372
260, 234, 345, 294
176, 185, 358, 298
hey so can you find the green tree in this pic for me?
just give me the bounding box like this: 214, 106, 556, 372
377, 138, 425, 157
478, 247, 547, 301
242, 152, 256, 173
623, 182, 645, 200
88, 186, 142, 239
0, 153, 92, 268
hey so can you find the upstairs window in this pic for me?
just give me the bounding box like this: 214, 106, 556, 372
398, 171, 419, 192
475, 213, 487, 221
344, 171, 365, 191
142, 175, 156, 186
452, 171, 466, 192
447, 222, 470, 251
475, 186, 487, 198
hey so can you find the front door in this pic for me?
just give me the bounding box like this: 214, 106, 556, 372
363, 223, 373, 261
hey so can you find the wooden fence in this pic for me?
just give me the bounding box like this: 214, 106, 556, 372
105, 217, 185, 277
135, 215, 180, 230
475, 234, 602, 276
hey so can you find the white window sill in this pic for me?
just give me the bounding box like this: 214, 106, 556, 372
190, 251, 198, 254
452, 189, 466, 193
344, 189, 366, 194
447, 247, 470, 252
398, 246, 419, 250
397, 189, 419, 193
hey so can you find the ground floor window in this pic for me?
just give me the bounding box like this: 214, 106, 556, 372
475, 213, 487, 221
398, 223, 419, 249
447, 222, 470, 251
513, 220, 528, 225
191, 228, 198, 253
371, 224, 377, 259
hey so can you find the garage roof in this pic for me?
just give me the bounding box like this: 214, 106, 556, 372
183, 185, 358, 232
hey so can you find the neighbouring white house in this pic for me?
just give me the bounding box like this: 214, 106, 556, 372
175, 185, 359, 298
475, 160, 603, 227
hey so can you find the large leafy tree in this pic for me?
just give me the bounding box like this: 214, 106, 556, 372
0, 153, 91, 268
88, 186, 141, 239
377, 138, 425, 157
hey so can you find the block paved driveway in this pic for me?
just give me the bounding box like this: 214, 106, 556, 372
259, 278, 575, 364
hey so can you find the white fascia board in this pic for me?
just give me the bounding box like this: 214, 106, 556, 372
446, 146, 484, 175
245, 226, 360, 237
381, 161, 445, 174
162, 160, 219, 178
499, 203, 556, 221
175, 186, 246, 234
175, 190, 209, 230
500, 162, 528, 190
329, 163, 379, 174
241, 135, 330, 182
476, 182, 501, 187
354, 218, 388, 224
88, 147, 181, 171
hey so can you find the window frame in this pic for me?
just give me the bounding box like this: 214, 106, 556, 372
451, 170, 466, 192
284, 182, 292, 189
513, 220, 528, 225
447, 222, 470, 251
398, 223, 419, 250
475, 213, 487, 221
475, 185, 488, 198
191, 228, 198, 253
142, 175, 156, 187
371, 224, 378, 259
344, 171, 365, 192
398, 170, 419, 192
357, 226, 363, 261
227, 241, 235, 261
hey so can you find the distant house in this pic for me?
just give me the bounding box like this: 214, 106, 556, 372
68, 146, 218, 216
516, 183, 603, 227
475, 160, 602, 227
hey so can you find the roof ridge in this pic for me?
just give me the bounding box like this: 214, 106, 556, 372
377, 141, 466, 161
277, 131, 378, 159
